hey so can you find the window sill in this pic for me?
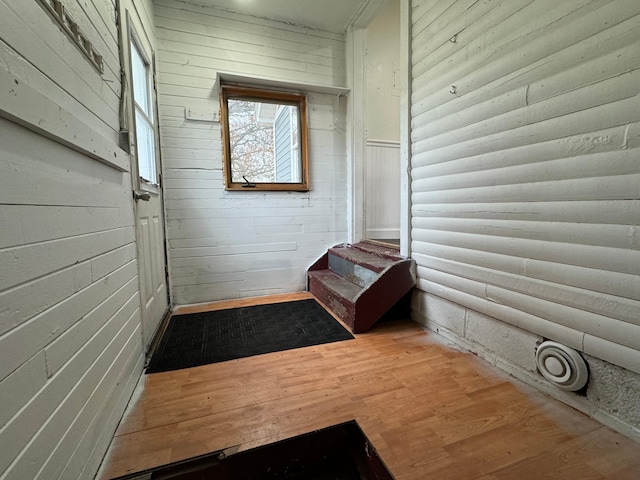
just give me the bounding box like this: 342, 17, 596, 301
225, 184, 310, 192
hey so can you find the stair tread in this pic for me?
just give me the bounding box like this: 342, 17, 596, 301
308, 269, 361, 302
329, 245, 402, 273
354, 241, 402, 258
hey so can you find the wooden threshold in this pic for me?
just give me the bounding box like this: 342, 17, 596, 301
99, 294, 640, 480
172, 292, 314, 316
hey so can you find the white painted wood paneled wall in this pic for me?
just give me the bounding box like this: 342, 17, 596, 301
155, 0, 349, 305
0, 1, 155, 478
366, 140, 401, 239
410, 0, 640, 375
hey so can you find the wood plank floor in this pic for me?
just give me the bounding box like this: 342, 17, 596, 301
99, 293, 640, 479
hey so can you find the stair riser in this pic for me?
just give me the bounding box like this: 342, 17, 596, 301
352, 261, 415, 333
308, 276, 355, 330
328, 254, 377, 288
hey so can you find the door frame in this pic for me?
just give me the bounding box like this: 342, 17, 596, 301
346, 0, 412, 257
117, 2, 171, 353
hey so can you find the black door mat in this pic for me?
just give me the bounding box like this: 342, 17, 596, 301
146, 299, 354, 373
110, 420, 395, 479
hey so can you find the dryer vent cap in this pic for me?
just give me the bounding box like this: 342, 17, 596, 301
535, 341, 588, 392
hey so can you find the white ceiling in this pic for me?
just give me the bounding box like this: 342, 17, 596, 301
186, 0, 381, 34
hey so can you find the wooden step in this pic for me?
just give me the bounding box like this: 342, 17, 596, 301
308, 270, 359, 329
329, 245, 398, 274
307, 242, 416, 333
327, 242, 405, 289
308, 270, 361, 302
328, 253, 386, 289
351, 240, 403, 259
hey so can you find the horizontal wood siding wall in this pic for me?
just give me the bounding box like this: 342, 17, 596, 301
156, 0, 349, 305
410, 0, 640, 374
0, 0, 150, 478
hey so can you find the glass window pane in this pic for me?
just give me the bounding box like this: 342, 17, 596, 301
228, 99, 301, 184
130, 39, 157, 184
221, 85, 308, 191
131, 42, 151, 117
289, 106, 301, 182
228, 99, 275, 183
135, 109, 156, 183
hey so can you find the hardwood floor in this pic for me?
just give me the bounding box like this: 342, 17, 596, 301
99, 293, 640, 479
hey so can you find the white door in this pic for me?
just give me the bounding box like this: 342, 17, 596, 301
127, 18, 169, 350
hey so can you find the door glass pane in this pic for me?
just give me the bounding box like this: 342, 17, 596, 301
131, 42, 151, 117
131, 39, 156, 184
135, 109, 156, 182
131, 44, 152, 118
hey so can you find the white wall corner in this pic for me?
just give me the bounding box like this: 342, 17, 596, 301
345, 25, 367, 244
399, 0, 412, 258
349, 0, 390, 29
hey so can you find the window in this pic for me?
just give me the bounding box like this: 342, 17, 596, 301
130, 38, 157, 185
220, 85, 309, 191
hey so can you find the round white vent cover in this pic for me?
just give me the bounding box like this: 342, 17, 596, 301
535, 341, 589, 391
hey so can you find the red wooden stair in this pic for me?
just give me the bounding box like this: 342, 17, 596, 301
307, 241, 416, 333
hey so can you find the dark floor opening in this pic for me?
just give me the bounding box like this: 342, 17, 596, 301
111, 421, 394, 479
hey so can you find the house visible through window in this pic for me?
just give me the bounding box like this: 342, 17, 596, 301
130, 39, 157, 185
220, 85, 309, 191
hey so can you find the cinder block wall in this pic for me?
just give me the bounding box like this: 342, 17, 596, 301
412, 292, 640, 440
